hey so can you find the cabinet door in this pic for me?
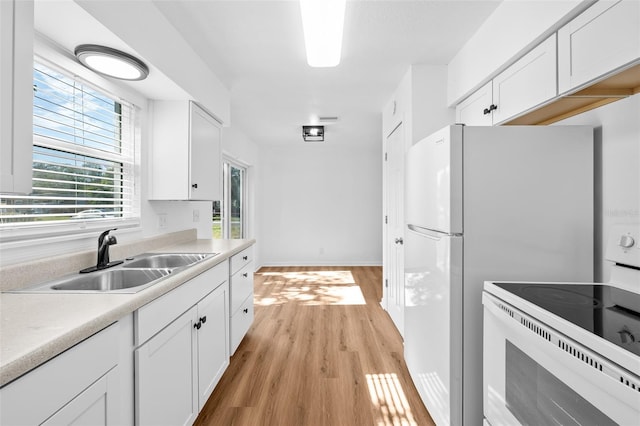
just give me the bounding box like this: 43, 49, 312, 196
492, 35, 557, 124
455, 81, 493, 126
558, 0, 640, 93
196, 282, 229, 410
189, 102, 221, 201
136, 307, 198, 426
0, 0, 33, 194
42, 370, 117, 426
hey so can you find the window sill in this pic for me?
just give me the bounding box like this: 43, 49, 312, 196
0, 218, 141, 247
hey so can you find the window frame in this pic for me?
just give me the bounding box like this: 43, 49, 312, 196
213, 157, 248, 239
0, 38, 143, 243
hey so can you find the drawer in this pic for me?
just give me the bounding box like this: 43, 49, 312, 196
230, 295, 254, 354
230, 246, 253, 275
231, 263, 253, 314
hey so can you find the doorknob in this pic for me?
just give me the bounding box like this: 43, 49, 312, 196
395, 238, 404, 245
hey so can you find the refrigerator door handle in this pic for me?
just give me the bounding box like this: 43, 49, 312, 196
407, 224, 451, 240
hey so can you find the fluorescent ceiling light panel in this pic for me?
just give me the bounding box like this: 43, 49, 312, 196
300, 0, 346, 67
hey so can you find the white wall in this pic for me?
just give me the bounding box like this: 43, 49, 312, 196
554, 94, 640, 281
257, 142, 382, 266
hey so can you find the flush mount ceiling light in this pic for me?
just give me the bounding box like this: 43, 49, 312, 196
303, 125, 324, 142
75, 44, 149, 81
300, 0, 346, 67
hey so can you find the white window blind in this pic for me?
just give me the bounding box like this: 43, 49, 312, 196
0, 61, 138, 229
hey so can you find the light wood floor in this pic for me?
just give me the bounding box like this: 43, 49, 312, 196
194, 266, 435, 426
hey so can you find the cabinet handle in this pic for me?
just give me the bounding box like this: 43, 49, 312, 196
243, 308, 249, 314
200, 316, 207, 324
242, 272, 248, 278
242, 255, 248, 261
191, 183, 198, 189
483, 104, 498, 115
194, 320, 202, 330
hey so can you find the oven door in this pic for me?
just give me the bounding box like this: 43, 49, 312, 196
483, 292, 640, 426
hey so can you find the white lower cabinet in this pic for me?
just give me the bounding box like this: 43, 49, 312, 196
136, 306, 199, 426
0, 323, 121, 425
134, 263, 229, 426
231, 295, 254, 352
229, 247, 254, 354
42, 371, 118, 426
196, 286, 229, 409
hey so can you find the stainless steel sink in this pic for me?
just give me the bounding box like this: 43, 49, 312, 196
7, 252, 217, 294
122, 253, 213, 269
12, 268, 172, 294
50, 269, 172, 292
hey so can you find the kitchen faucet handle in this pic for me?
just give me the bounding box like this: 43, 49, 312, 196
98, 228, 118, 242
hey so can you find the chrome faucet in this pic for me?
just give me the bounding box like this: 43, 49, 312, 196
80, 228, 124, 273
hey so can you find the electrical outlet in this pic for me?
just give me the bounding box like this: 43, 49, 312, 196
158, 213, 167, 229
193, 209, 200, 223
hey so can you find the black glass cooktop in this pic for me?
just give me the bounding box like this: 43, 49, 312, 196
494, 283, 640, 357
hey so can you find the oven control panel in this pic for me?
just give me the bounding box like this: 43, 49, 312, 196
605, 224, 640, 268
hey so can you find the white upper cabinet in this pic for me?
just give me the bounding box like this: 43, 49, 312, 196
455, 81, 493, 126
492, 34, 557, 123
0, 0, 33, 194
150, 101, 221, 201
558, 0, 640, 94
456, 35, 557, 126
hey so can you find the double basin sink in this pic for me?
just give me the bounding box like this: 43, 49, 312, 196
11, 253, 217, 294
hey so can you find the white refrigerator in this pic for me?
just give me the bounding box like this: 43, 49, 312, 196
403, 124, 594, 426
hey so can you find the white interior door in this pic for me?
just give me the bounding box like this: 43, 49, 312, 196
386, 123, 405, 337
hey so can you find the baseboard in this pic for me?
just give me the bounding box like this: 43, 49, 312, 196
257, 260, 382, 268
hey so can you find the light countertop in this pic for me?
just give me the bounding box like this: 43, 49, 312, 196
0, 237, 255, 387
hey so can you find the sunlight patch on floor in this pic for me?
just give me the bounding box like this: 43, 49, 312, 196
256, 270, 366, 306
366, 373, 418, 426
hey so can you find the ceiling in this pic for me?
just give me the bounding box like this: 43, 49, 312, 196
154, 0, 501, 147
36, 1, 503, 147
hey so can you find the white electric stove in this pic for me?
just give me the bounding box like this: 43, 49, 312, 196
483, 224, 640, 426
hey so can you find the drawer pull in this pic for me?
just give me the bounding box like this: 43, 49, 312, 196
243, 308, 248, 314
200, 316, 207, 324
194, 320, 202, 330
242, 273, 248, 278
242, 255, 248, 261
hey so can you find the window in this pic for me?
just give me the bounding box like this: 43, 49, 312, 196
213, 161, 246, 239
0, 60, 138, 236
